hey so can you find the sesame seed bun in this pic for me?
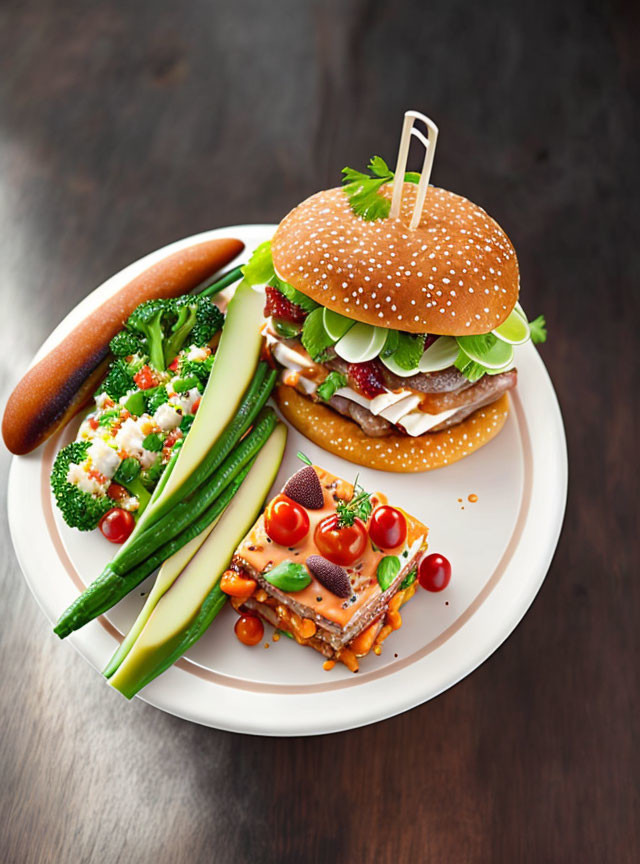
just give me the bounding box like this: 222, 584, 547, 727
274, 385, 510, 473
271, 182, 519, 335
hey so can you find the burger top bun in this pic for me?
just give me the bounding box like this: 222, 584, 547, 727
271, 181, 520, 335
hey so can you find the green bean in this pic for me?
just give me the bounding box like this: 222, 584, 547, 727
110, 409, 276, 575
53, 461, 253, 639
198, 266, 243, 298
135, 362, 276, 533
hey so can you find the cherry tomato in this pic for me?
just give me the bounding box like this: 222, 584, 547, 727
418, 553, 452, 592
107, 483, 130, 505
314, 515, 367, 566
264, 494, 309, 546
165, 429, 182, 448
234, 614, 264, 646
368, 505, 407, 550
133, 365, 157, 390
168, 356, 179, 372
99, 508, 135, 544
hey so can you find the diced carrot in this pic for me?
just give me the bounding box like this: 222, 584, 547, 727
298, 619, 317, 639
323, 660, 336, 671
388, 611, 402, 630
220, 570, 257, 599
337, 648, 359, 673
376, 625, 393, 645
389, 591, 405, 614
350, 620, 381, 657
402, 583, 417, 604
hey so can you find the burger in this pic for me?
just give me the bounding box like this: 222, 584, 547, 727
244, 139, 546, 473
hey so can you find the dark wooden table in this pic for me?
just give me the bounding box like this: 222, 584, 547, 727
1, 2, 638, 862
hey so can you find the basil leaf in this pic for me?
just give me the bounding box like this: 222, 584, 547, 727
264, 561, 311, 593
381, 329, 400, 358
316, 371, 347, 402
454, 350, 486, 382
301, 307, 335, 360
390, 332, 425, 370
400, 567, 417, 590
142, 433, 163, 452
274, 277, 319, 313
376, 556, 401, 591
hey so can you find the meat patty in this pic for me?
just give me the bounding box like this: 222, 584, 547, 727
328, 395, 393, 437
314, 369, 517, 437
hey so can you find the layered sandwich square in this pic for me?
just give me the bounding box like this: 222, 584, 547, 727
226, 463, 428, 671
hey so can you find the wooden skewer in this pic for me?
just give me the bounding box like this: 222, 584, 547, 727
389, 110, 439, 229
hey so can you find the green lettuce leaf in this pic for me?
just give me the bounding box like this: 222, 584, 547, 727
316, 371, 347, 402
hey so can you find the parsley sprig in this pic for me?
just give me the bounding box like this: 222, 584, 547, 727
529, 315, 547, 345
341, 156, 419, 221
336, 477, 372, 527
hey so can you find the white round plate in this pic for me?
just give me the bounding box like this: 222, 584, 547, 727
8, 225, 567, 736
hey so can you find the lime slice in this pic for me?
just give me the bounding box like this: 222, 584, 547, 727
456, 334, 514, 369
492, 309, 530, 345
334, 323, 388, 363
323, 308, 355, 341
418, 336, 459, 372
514, 301, 527, 321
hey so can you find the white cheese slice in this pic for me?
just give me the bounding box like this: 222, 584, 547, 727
398, 407, 459, 435
369, 390, 413, 414
272, 341, 305, 372
379, 394, 423, 424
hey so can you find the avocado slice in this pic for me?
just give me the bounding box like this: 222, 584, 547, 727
106, 422, 287, 698
157, 280, 264, 501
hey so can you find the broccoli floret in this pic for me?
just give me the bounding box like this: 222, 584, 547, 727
178, 353, 215, 388
145, 386, 169, 415
163, 297, 224, 364
113, 458, 151, 516
192, 298, 224, 346
102, 358, 137, 401
125, 299, 168, 371
109, 329, 146, 358
51, 442, 112, 531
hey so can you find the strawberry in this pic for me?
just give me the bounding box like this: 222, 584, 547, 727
347, 361, 386, 398
264, 284, 307, 323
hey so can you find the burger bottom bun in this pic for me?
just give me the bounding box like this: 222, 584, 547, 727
274, 386, 510, 473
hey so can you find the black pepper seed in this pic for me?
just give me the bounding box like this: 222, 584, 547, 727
316, 596, 322, 602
